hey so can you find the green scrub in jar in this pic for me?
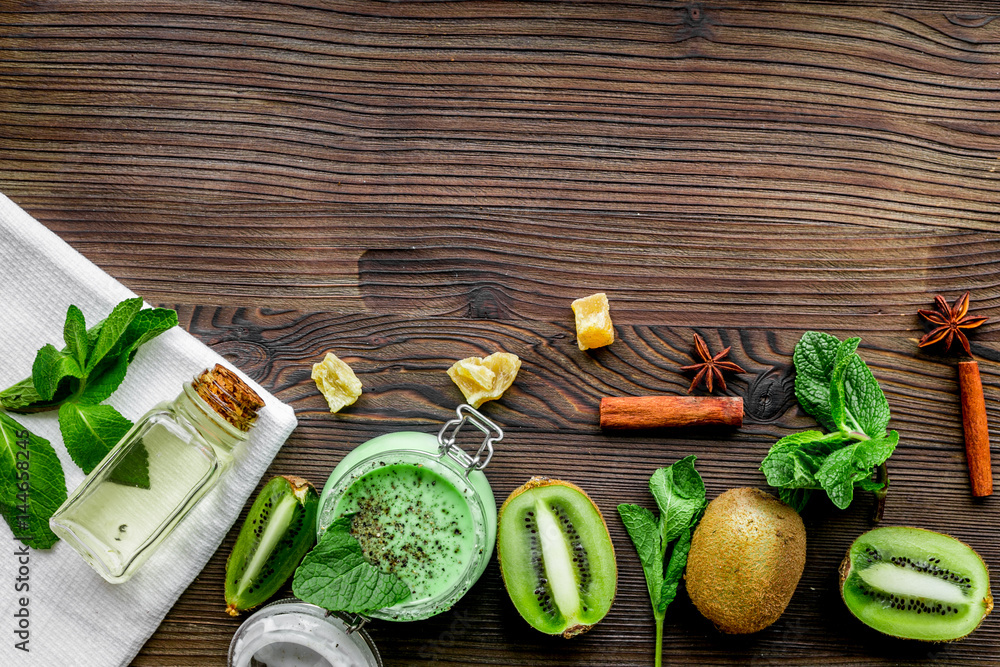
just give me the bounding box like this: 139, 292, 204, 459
318, 408, 501, 621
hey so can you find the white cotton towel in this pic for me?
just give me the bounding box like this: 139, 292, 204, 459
0, 193, 298, 667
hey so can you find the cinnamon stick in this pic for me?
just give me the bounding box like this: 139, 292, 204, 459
958, 360, 992, 497
600, 395, 743, 430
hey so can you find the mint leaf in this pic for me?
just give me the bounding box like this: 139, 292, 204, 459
843, 355, 891, 438
107, 441, 150, 489
63, 305, 89, 368
0, 413, 67, 549
829, 338, 861, 434
109, 308, 178, 361
792, 331, 842, 430
77, 355, 130, 405
816, 431, 898, 509
76, 308, 178, 405
0, 378, 44, 412
32, 344, 83, 401
825, 337, 890, 439
58, 403, 133, 475
618, 503, 663, 608
85, 297, 142, 373
855, 478, 886, 492
778, 488, 812, 513
657, 528, 692, 613
292, 515, 411, 614
761, 430, 848, 489
649, 454, 706, 545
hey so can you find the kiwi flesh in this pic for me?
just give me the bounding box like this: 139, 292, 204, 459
225, 475, 319, 616
685, 487, 806, 634
840, 526, 992, 641
496, 477, 617, 638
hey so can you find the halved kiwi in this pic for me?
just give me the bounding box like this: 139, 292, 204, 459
225, 475, 319, 616
496, 477, 617, 638
840, 526, 993, 642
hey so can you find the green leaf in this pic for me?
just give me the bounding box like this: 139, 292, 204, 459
778, 488, 812, 513
761, 430, 849, 489
658, 528, 692, 613
85, 297, 143, 373
109, 308, 178, 362
829, 338, 861, 434
58, 402, 133, 475
843, 355, 891, 438
0, 378, 45, 412
618, 503, 663, 609
792, 331, 842, 430
63, 305, 89, 368
31, 344, 83, 401
816, 431, 898, 509
649, 455, 707, 546
81, 307, 177, 404
292, 515, 411, 614
107, 441, 150, 489
0, 413, 67, 549
77, 355, 131, 405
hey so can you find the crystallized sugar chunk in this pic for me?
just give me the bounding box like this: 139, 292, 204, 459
312, 351, 362, 412
571, 292, 614, 351
447, 352, 521, 408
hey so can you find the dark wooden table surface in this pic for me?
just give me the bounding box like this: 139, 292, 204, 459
4, 1, 1000, 665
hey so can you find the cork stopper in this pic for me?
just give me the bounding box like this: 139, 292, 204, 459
192, 364, 265, 432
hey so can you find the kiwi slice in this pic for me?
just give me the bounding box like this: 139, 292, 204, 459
225, 475, 319, 616
840, 526, 993, 641
497, 477, 617, 638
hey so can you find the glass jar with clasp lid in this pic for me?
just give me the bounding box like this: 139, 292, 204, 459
316, 404, 504, 622
228, 598, 382, 667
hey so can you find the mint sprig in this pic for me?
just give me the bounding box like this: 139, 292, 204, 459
0, 299, 176, 546
618, 456, 706, 667
761, 331, 897, 515
292, 515, 411, 614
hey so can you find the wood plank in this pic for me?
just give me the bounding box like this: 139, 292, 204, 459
13, 203, 1000, 325
130, 305, 1000, 666
4, 2, 1000, 227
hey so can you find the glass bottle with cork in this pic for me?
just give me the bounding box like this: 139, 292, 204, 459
50, 363, 265, 584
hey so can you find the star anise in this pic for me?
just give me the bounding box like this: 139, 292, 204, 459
680, 333, 746, 394
918, 292, 988, 356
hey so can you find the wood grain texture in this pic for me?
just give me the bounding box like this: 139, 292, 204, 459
129, 305, 1000, 666
3, 0, 1000, 664
4, 1, 1000, 310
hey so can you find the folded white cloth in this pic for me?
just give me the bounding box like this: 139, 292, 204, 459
0, 193, 298, 667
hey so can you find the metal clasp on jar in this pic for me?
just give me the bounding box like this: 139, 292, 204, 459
437, 404, 504, 475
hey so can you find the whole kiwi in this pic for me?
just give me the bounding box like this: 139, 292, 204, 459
685, 487, 806, 634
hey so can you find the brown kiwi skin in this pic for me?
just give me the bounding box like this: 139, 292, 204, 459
684, 487, 806, 634
838, 526, 994, 643
497, 476, 616, 638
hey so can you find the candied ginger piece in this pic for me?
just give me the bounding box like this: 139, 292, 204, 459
571, 292, 614, 350
447, 352, 521, 408
312, 351, 362, 413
